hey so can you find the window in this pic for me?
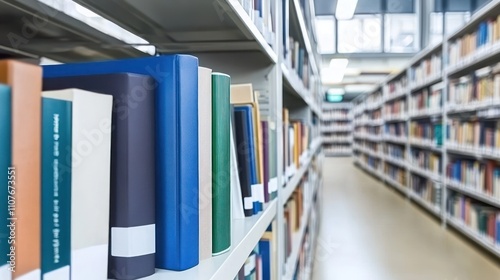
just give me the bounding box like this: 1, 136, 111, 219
429, 12, 471, 45
384, 13, 418, 52
315, 16, 336, 54
338, 15, 382, 53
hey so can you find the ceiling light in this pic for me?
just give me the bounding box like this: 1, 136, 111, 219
336, 0, 359, 20
344, 84, 376, 93
327, 88, 346, 96
326, 94, 344, 102
329, 58, 349, 83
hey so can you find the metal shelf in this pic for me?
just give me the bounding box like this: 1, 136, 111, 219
410, 75, 442, 92
0, 0, 149, 62
408, 191, 442, 217
148, 200, 277, 280
282, 63, 321, 116
408, 166, 441, 182
384, 91, 408, 103
75, 0, 278, 64
446, 215, 500, 258
384, 136, 408, 145
447, 181, 500, 208
384, 175, 408, 195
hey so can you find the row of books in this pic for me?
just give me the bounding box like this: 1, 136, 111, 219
447, 119, 500, 150
410, 122, 444, 146
385, 75, 408, 98
365, 91, 383, 108
285, 36, 310, 89
410, 52, 442, 87
356, 126, 382, 135
384, 164, 406, 186
447, 159, 500, 201
284, 184, 305, 261
385, 123, 407, 138
0, 56, 284, 280
239, 0, 276, 47
235, 220, 277, 280
323, 135, 352, 142
410, 174, 442, 209
384, 99, 407, 118
409, 84, 443, 114
449, 15, 500, 66
324, 145, 352, 154
363, 155, 381, 170
283, 109, 310, 175
448, 66, 500, 107
447, 192, 500, 246
322, 109, 352, 120
410, 149, 442, 176
384, 143, 405, 160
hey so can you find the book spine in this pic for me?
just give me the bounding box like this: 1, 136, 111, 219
41, 98, 72, 280
261, 121, 270, 202
211, 73, 231, 255
0, 85, 11, 280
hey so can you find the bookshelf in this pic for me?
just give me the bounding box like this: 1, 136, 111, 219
321, 103, 353, 157
353, 0, 500, 259
0, 0, 324, 279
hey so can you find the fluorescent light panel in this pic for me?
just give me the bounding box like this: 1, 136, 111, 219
336, 0, 359, 20
327, 88, 345, 96
329, 58, 349, 83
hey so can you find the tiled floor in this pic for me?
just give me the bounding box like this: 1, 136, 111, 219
312, 157, 500, 280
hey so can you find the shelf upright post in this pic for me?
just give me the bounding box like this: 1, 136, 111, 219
441, 33, 449, 228
405, 67, 412, 199
275, 0, 285, 279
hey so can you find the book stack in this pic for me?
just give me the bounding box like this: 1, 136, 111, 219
235, 221, 277, 280
384, 98, 407, 119
410, 174, 442, 209
239, 0, 276, 46
385, 122, 407, 138
447, 192, 500, 247
384, 164, 406, 186
410, 83, 443, 116
410, 52, 441, 87
446, 119, 482, 149
410, 121, 443, 146
410, 149, 442, 176
448, 66, 500, 108
449, 15, 500, 66
0, 56, 282, 280
386, 75, 408, 99
447, 159, 500, 200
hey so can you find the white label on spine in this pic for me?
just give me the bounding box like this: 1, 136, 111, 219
16, 269, 40, 280
0, 265, 11, 280
244, 197, 253, 210
245, 255, 256, 275
269, 177, 278, 193
251, 184, 264, 203
43, 266, 69, 280
111, 224, 156, 257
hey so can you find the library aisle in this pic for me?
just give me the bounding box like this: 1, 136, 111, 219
313, 158, 500, 280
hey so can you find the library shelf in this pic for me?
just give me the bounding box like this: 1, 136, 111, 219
384, 115, 408, 122
324, 152, 352, 157
282, 138, 322, 205
384, 90, 408, 103
447, 42, 500, 78
283, 196, 312, 280
445, 145, 500, 162
407, 41, 443, 67
0, 0, 149, 62
76, 0, 279, 64
446, 215, 500, 258
322, 117, 352, 122
446, 100, 500, 114
321, 127, 353, 133
408, 166, 441, 182
323, 138, 352, 144
148, 200, 278, 280
446, 181, 500, 209
365, 102, 384, 111
409, 74, 442, 92
365, 135, 384, 142
383, 136, 408, 145
282, 63, 321, 116
383, 155, 407, 167
408, 191, 442, 217
357, 161, 383, 179
290, 0, 318, 75
384, 175, 408, 195
409, 140, 443, 153
409, 109, 443, 119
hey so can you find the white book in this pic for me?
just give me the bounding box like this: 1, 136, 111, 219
198, 67, 213, 260
42, 89, 112, 280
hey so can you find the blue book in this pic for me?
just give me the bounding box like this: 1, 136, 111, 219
259, 239, 271, 280
43, 55, 200, 271
0, 84, 11, 276
41, 97, 72, 279
234, 105, 262, 214
234, 109, 255, 217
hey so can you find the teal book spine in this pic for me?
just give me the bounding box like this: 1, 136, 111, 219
41, 97, 72, 279
211, 73, 231, 255
0, 84, 11, 274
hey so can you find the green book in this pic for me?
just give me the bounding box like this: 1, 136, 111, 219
0, 84, 11, 275
41, 97, 72, 279
212, 73, 231, 255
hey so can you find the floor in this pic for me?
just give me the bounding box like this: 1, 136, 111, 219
312, 157, 500, 280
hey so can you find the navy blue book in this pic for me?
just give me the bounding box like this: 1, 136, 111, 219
234, 109, 255, 217
43, 55, 199, 271
43, 73, 157, 279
